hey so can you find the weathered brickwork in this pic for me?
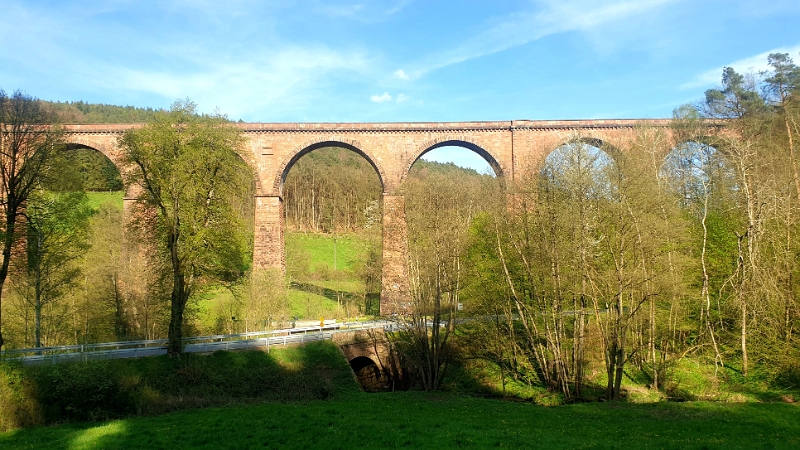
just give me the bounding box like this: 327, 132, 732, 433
253, 195, 284, 270
381, 195, 410, 315
334, 329, 404, 389
63, 119, 704, 315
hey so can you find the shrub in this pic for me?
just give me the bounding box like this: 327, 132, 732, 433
29, 361, 137, 423
0, 363, 43, 431
0, 341, 359, 431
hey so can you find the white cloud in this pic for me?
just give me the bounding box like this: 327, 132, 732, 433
0, 1, 383, 120
87, 45, 374, 119
680, 44, 800, 90
371, 92, 392, 102
393, 69, 410, 80
312, 0, 412, 22
385, 0, 415, 15
396, 93, 409, 102
405, 0, 678, 78
313, 3, 365, 18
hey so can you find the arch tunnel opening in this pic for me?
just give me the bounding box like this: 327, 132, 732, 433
404, 142, 505, 316
282, 145, 385, 320
348, 355, 408, 392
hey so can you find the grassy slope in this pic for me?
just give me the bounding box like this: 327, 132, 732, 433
286, 231, 368, 274
286, 231, 372, 319
288, 289, 339, 319
2, 394, 798, 449
85, 191, 123, 211
196, 232, 371, 324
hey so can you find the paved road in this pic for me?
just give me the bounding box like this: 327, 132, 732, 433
1, 320, 399, 366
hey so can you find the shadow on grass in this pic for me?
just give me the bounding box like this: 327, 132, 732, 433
0, 340, 360, 436
290, 281, 368, 304
290, 281, 381, 316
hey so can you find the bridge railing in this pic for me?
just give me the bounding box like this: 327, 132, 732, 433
0, 320, 402, 365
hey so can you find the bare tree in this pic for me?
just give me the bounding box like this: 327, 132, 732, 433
0, 90, 62, 350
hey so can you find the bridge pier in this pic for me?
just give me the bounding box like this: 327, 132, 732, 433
381, 194, 411, 315
254, 195, 285, 270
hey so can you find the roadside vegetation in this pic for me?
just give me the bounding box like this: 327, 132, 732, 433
0, 342, 356, 432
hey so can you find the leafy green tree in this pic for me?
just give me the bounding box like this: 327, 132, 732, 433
704, 67, 767, 121
119, 100, 252, 356
0, 90, 63, 350
233, 269, 289, 332
763, 53, 800, 201
80, 202, 127, 341
12, 191, 93, 348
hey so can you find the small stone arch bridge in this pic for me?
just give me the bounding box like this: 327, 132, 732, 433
63, 119, 708, 314
333, 329, 404, 392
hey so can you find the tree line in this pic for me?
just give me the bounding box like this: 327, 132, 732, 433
396, 53, 800, 399
44, 100, 162, 124
0, 96, 260, 355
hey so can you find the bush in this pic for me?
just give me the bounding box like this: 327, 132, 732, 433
774, 358, 800, 390
0, 341, 358, 431
30, 361, 137, 423
0, 364, 43, 431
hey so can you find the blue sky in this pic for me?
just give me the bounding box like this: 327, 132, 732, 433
1, 0, 798, 171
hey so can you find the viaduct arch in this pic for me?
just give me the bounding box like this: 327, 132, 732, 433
63, 119, 703, 315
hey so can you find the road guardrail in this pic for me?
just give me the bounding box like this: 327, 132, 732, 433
0, 320, 401, 366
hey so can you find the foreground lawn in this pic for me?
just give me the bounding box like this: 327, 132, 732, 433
2, 392, 798, 449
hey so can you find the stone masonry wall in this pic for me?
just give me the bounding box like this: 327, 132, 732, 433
63, 119, 689, 315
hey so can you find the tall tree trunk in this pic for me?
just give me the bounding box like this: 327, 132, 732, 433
736, 232, 748, 377
741, 298, 748, 377
167, 226, 188, 356
0, 210, 17, 350
34, 285, 43, 349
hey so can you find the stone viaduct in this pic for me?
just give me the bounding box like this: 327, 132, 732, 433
62, 119, 691, 315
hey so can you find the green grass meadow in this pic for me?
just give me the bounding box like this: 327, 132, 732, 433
85, 191, 124, 211
3, 331, 800, 448
286, 232, 370, 274
2, 393, 798, 449
285, 231, 376, 319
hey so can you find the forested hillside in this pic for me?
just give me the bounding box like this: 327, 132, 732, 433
421, 54, 800, 400
44, 100, 162, 123
283, 147, 382, 233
